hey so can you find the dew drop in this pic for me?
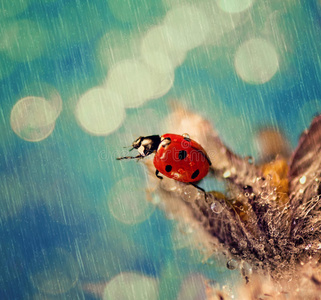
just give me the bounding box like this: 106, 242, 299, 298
238, 240, 247, 249
181, 185, 198, 202
270, 192, 277, 201
299, 175, 307, 185
261, 181, 268, 188
223, 170, 231, 178
182, 133, 190, 139
305, 244, 312, 250
240, 261, 253, 277
160, 177, 178, 192
210, 201, 223, 214
260, 191, 269, 200
227, 259, 238, 270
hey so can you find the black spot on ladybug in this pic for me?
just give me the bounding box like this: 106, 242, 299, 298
191, 169, 200, 179
165, 165, 172, 172
178, 150, 187, 160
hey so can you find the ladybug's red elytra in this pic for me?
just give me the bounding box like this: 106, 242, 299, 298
117, 133, 211, 183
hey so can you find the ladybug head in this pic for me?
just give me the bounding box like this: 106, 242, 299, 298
132, 135, 161, 156
117, 135, 161, 160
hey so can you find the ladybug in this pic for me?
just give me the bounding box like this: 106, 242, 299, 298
117, 133, 211, 183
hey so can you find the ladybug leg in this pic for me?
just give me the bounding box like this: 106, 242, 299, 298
155, 169, 163, 180
190, 183, 205, 193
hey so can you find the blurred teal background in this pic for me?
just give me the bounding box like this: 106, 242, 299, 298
1, 0, 321, 299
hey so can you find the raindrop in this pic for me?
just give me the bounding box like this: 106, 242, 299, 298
299, 175, 307, 185
260, 191, 269, 200
240, 261, 253, 277
227, 259, 238, 270
181, 184, 198, 202
210, 201, 223, 214
269, 190, 278, 201
160, 177, 179, 192
223, 170, 231, 178
238, 240, 247, 249
305, 244, 312, 250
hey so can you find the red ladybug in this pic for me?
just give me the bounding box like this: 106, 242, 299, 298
117, 133, 211, 183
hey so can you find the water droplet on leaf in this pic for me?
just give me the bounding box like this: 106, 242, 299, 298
210, 201, 223, 214
227, 259, 238, 270
241, 261, 253, 277
181, 185, 198, 202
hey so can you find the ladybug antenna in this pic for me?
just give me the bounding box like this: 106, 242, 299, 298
121, 145, 133, 149
116, 154, 144, 160
117, 135, 161, 161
